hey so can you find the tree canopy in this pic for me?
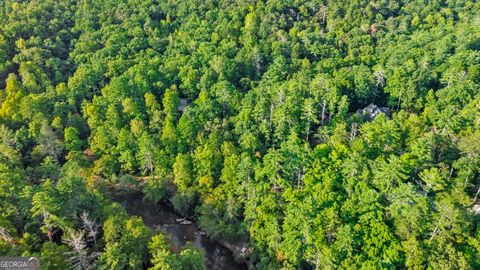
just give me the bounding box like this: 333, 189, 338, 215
0, 0, 479, 269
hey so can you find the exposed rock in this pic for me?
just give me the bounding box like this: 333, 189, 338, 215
472, 204, 480, 215
176, 217, 193, 225
217, 239, 252, 266
180, 219, 192, 225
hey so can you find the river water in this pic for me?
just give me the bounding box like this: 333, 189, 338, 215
112, 191, 247, 270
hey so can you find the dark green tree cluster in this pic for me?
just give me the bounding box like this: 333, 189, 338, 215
1, 0, 479, 269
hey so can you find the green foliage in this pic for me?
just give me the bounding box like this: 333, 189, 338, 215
148, 234, 181, 270
100, 215, 152, 269
148, 234, 205, 270
39, 242, 70, 270
64, 127, 84, 152
0, 0, 479, 269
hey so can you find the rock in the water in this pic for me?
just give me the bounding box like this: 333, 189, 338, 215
180, 220, 193, 225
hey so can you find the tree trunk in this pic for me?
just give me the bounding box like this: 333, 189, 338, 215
321, 99, 326, 126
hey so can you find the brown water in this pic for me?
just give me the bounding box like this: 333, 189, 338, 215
112, 191, 247, 270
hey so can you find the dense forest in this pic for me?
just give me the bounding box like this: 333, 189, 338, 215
0, 0, 479, 269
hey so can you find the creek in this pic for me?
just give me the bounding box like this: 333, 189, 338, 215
112, 191, 248, 270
